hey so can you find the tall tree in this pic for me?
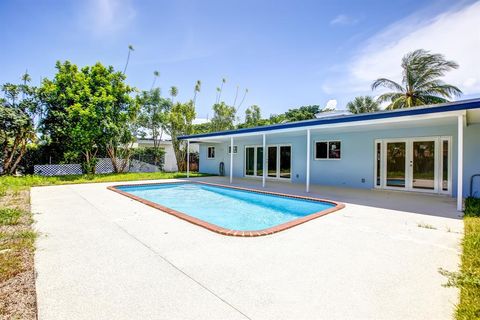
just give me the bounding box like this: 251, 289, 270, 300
136, 88, 171, 165
123, 44, 134, 74
169, 86, 178, 103
163, 101, 196, 171
0, 77, 39, 175
372, 49, 462, 109
210, 102, 236, 132
244, 105, 261, 127
193, 80, 201, 106
347, 96, 380, 114
151, 70, 160, 90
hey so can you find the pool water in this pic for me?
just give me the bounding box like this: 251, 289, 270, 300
116, 183, 336, 231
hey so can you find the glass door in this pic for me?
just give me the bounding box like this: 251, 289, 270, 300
256, 147, 263, 177
412, 140, 435, 190
386, 142, 406, 188
245, 147, 255, 176
279, 146, 291, 179
267, 146, 277, 177
376, 137, 450, 194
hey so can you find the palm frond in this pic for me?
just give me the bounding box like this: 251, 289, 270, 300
371, 78, 405, 92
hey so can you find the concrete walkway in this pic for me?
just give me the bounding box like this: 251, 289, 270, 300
32, 178, 462, 320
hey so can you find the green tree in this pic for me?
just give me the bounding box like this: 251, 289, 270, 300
284, 105, 320, 121
372, 49, 462, 109
151, 70, 160, 90
40, 61, 137, 173
163, 101, 196, 171
346, 96, 380, 114
0, 77, 39, 175
244, 105, 261, 127
136, 88, 171, 165
210, 102, 236, 132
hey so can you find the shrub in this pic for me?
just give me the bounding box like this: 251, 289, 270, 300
465, 197, 480, 217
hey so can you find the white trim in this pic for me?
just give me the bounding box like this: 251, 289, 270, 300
306, 129, 311, 192
186, 140, 190, 178
314, 140, 342, 160
229, 137, 233, 184
262, 134, 266, 188
244, 144, 292, 181
374, 136, 452, 195
191, 110, 464, 141
207, 146, 215, 159
457, 115, 464, 211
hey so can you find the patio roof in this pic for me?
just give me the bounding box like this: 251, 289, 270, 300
179, 98, 480, 140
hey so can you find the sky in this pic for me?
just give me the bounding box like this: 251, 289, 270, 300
1, 0, 479, 121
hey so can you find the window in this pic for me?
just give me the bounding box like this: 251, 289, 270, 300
207, 146, 215, 159
228, 145, 238, 154
315, 141, 341, 160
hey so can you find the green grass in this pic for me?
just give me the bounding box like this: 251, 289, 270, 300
0, 208, 23, 225
441, 198, 480, 319
0, 171, 210, 194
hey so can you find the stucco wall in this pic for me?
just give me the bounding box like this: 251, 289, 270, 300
198, 123, 480, 197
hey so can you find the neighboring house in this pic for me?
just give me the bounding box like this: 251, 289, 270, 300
132, 139, 199, 172
179, 98, 480, 211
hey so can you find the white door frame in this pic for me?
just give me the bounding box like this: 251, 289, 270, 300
374, 136, 452, 195
244, 144, 292, 180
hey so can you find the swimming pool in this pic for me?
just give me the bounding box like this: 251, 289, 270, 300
109, 182, 344, 236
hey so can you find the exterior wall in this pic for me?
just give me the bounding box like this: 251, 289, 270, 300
198, 123, 480, 197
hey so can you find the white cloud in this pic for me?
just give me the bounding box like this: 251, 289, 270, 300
330, 14, 359, 26
82, 0, 136, 35
324, 2, 480, 97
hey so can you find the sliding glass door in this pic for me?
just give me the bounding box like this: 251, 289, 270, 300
245, 145, 291, 180
375, 137, 451, 194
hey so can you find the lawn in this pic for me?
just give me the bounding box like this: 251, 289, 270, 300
0, 171, 209, 319
455, 198, 480, 320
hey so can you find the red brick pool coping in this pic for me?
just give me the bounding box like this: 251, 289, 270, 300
107, 181, 345, 237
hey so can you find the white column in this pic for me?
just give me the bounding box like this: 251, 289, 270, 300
262, 134, 266, 188
306, 129, 311, 193
186, 140, 190, 178
457, 114, 464, 211
230, 137, 234, 184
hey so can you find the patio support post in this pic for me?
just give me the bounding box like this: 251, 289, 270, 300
262, 134, 266, 188
230, 137, 234, 184
457, 114, 464, 211
306, 129, 311, 193
186, 140, 190, 178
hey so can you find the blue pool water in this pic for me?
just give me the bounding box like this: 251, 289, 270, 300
116, 183, 335, 231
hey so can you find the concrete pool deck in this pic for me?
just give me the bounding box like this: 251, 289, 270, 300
32, 177, 463, 320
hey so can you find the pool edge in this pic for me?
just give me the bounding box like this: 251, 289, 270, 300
107, 181, 345, 237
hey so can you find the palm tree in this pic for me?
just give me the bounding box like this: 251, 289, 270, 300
216, 78, 226, 103
169, 86, 178, 103
347, 96, 380, 114
123, 44, 134, 74
151, 70, 160, 90
371, 49, 462, 109
193, 80, 201, 106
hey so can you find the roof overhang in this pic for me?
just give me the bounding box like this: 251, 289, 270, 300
180, 98, 480, 142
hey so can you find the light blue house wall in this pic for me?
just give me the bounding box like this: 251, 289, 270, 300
199, 123, 480, 197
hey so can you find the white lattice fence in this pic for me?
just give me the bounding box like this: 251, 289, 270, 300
34, 158, 158, 176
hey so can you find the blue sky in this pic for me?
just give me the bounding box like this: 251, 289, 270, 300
1, 0, 479, 120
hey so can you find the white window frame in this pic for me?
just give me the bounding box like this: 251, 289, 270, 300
244, 144, 292, 181
314, 140, 342, 160
207, 146, 215, 159
228, 145, 238, 154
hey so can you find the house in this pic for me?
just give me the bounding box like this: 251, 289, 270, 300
133, 139, 199, 172
179, 98, 480, 211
